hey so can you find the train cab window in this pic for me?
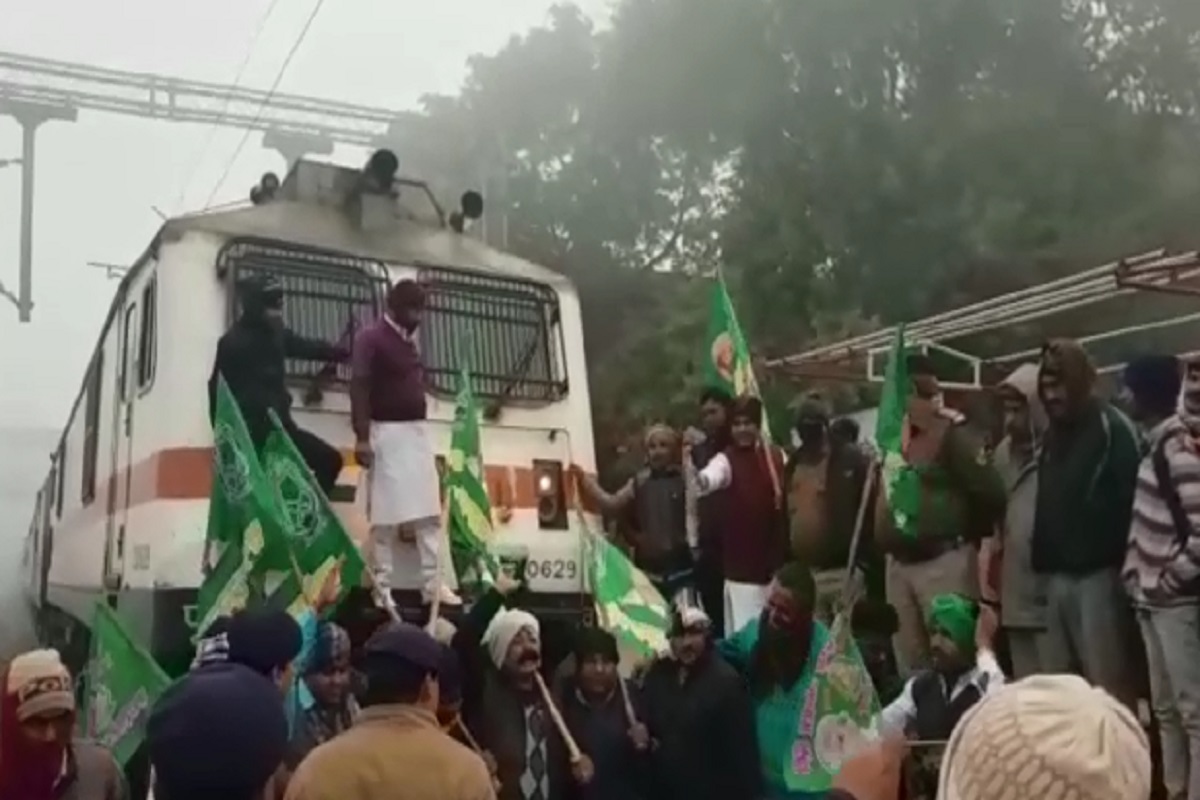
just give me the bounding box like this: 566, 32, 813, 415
119, 304, 137, 401
219, 241, 388, 384
137, 277, 157, 391
81, 353, 103, 504
418, 267, 567, 403
54, 444, 65, 519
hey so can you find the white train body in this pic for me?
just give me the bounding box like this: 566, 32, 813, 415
22, 158, 598, 672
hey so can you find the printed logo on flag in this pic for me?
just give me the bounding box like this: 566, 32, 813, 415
710, 332, 736, 383
214, 421, 253, 502
268, 456, 322, 541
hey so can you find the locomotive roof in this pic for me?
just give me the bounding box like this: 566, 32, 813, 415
161, 197, 574, 292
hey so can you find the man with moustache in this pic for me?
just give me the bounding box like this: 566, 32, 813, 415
1032, 339, 1141, 707
474, 608, 592, 800
209, 276, 347, 494
640, 607, 761, 800
717, 562, 830, 800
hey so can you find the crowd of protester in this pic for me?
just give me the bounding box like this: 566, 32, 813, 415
12, 337, 1200, 800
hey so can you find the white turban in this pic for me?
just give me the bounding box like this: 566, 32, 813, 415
937, 674, 1151, 800
481, 608, 540, 670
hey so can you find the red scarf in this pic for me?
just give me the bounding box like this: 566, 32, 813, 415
0, 676, 69, 800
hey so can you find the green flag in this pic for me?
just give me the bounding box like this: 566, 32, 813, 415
583, 526, 670, 660
703, 276, 773, 442
445, 367, 500, 592
785, 610, 882, 792
194, 379, 291, 636
875, 326, 920, 538
260, 410, 366, 615
82, 603, 172, 766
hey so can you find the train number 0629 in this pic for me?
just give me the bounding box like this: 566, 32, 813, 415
525, 559, 578, 581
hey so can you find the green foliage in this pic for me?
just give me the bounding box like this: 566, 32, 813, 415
394, 0, 1200, 468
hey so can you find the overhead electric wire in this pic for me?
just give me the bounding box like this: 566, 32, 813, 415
203, 0, 330, 210
173, 0, 286, 214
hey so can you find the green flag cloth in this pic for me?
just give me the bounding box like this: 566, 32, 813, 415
82, 603, 172, 766
875, 326, 920, 538
445, 367, 500, 593
785, 610, 882, 792
194, 378, 292, 636
260, 410, 366, 615
703, 276, 774, 442
583, 525, 670, 660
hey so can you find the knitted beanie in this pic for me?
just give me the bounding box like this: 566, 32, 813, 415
6, 649, 74, 721
937, 675, 1151, 800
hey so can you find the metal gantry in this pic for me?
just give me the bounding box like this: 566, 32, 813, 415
767, 248, 1200, 388
0, 49, 420, 321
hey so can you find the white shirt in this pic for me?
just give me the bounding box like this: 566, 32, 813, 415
696, 452, 733, 496
877, 649, 1005, 738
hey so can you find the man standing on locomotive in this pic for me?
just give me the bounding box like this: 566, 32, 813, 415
351, 279, 461, 610
209, 276, 347, 495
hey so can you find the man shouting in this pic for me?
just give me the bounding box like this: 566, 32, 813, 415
351, 280, 460, 610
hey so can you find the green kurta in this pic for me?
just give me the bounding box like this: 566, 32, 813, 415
718, 618, 830, 799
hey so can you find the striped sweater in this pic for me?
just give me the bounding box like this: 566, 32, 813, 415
1123, 416, 1200, 606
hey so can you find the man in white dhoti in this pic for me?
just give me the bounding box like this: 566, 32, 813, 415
351, 280, 461, 609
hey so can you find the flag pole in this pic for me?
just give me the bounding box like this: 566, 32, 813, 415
534, 671, 583, 762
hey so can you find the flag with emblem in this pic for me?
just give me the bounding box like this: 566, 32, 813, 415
876, 326, 920, 538
259, 410, 366, 615
194, 378, 291, 637
785, 609, 881, 792
582, 524, 670, 660
81, 602, 171, 766
445, 366, 500, 592
702, 275, 773, 442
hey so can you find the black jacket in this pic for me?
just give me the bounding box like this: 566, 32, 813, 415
208, 316, 343, 443
640, 651, 762, 800
559, 679, 651, 800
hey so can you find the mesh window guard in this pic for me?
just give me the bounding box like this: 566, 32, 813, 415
417, 266, 567, 403
219, 240, 388, 384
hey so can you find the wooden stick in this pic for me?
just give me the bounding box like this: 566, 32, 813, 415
839, 458, 879, 608
618, 677, 638, 726
426, 501, 453, 635
534, 672, 583, 762
454, 717, 484, 754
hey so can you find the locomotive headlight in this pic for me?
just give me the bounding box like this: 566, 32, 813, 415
533, 460, 567, 529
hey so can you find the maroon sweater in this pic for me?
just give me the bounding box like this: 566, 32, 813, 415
721, 445, 787, 584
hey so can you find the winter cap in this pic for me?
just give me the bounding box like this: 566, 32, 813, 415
1124, 354, 1182, 415
365, 621, 442, 673
481, 608, 540, 670
670, 606, 712, 635
573, 627, 619, 664
937, 674, 1151, 800
307, 621, 352, 675
225, 608, 302, 677
6, 649, 73, 721
148, 663, 288, 800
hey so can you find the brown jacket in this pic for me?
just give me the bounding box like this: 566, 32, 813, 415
285, 704, 495, 800
59, 741, 127, 800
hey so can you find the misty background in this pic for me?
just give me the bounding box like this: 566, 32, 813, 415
5, 0, 1200, 660
0, 0, 611, 656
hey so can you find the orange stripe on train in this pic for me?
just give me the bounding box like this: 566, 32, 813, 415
61, 447, 597, 532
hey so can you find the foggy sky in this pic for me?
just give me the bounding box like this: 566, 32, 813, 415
0, 0, 610, 636
0, 0, 612, 431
